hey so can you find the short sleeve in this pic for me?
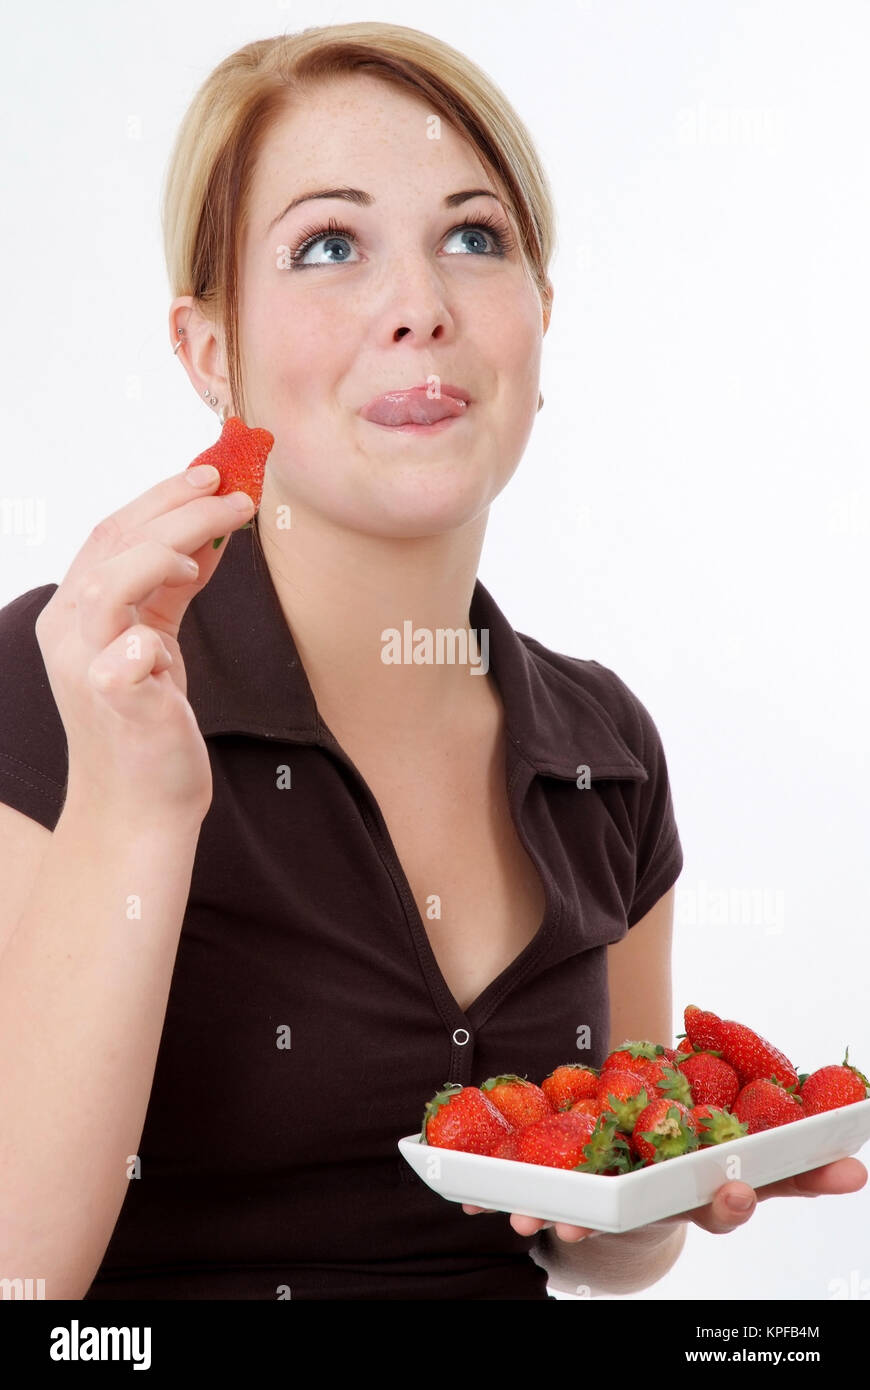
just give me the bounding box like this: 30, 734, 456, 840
0, 582, 68, 831
588, 661, 684, 928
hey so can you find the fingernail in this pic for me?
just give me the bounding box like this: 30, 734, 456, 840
726, 1194, 754, 1212
186, 463, 220, 487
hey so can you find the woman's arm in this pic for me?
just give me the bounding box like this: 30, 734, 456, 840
464, 889, 687, 1292
0, 792, 203, 1298
530, 1219, 688, 1296
496, 887, 867, 1291
532, 887, 686, 1294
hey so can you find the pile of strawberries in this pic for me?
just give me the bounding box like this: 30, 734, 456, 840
420, 1005, 870, 1173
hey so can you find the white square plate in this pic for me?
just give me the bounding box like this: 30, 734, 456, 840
397, 1098, 870, 1233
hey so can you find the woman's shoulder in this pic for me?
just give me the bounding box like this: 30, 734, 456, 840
515, 627, 668, 766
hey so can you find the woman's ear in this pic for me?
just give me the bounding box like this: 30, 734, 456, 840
169, 296, 231, 409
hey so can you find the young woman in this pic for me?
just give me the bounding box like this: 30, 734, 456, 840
0, 22, 864, 1301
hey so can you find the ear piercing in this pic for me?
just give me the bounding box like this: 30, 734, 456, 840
172, 326, 225, 416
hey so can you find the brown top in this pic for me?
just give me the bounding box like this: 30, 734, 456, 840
0, 526, 684, 1300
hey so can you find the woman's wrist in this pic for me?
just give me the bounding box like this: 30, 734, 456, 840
534, 1218, 689, 1296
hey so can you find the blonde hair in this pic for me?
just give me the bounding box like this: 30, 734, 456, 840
161, 21, 557, 425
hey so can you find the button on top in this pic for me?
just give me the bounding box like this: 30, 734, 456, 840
452, 1027, 470, 1046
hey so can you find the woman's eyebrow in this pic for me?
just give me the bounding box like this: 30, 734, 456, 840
266, 187, 503, 234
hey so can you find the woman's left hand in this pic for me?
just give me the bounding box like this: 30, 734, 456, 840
461, 1155, 868, 1241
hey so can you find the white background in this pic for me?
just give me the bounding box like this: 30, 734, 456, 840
1, 0, 868, 1301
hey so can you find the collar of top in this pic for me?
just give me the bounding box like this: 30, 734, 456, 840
179, 525, 648, 785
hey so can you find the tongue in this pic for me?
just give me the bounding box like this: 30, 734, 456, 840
372, 393, 466, 426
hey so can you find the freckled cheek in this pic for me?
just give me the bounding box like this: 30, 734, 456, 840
498, 315, 543, 403
247, 306, 339, 383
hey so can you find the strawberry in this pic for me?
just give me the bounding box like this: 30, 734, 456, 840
541, 1063, 600, 1112
492, 1131, 522, 1160
516, 1110, 631, 1173
691, 1104, 749, 1146
675, 1053, 740, 1109
633, 1099, 699, 1164
799, 1048, 870, 1116
567, 1098, 603, 1119
683, 1004, 723, 1051
731, 1078, 804, 1134
481, 1073, 554, 1127
636, 1060, 694, 1106
421, 1083, 513, 1155
717, 1018, 799, 1090
581, 1111, 634, 1174
515, 1111, 598, 1170
602, 1040, 667, 1073
661, 1047, 678, 1063
187, 415, 274, 548
596, 1069, 654, 1133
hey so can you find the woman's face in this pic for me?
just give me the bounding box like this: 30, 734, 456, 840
235, 73, 551, 538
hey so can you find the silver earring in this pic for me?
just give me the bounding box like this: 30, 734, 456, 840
172, 327, 185, 355
203, 386, 219, 408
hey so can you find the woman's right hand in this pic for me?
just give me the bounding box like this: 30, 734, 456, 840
34, 462, 257, 828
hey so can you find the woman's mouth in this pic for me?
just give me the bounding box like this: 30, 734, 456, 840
359, 384, 471, 429
362, 413, 467, 435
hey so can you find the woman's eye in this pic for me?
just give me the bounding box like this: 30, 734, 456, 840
286, 217, 511, 269
442, 224, 505, 256
292, 231, 359, 268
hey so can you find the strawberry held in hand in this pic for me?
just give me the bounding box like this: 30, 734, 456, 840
187, 415, 274, 548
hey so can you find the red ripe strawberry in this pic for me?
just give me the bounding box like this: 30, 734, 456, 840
568, 1098, 603, 1119
683, 1005, 723, 1051
422, 1084, 513, 1155
675, 1053, 740, 1109
596, 1069, 655, 1133
515, 1111, 598, 1169
541, 1064, 600, 1112
675, 1037, 695, 1057
602, 1040, 667, 1073
731, 1078, 804, 1134
661, 1047, 678, 1063
633, 1099, 699, 1164
492, 1131, 522, 1160
480, 1073, 554, 1127
692, 1104, 749, 1146
799, 1048, 870, 1116
187, 415, 274, 548
717, 1018, 799, 1090
516, 1110, 631, 1173
636, 1060, 694, 1106
582, 1111, 634, 1174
